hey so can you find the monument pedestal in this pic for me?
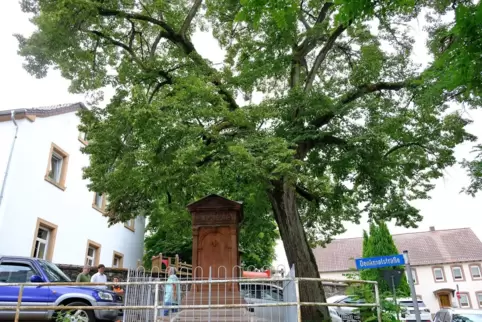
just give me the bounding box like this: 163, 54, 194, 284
172, 195, 258, 321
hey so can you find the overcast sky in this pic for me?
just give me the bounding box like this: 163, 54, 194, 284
2, 2, 481, 269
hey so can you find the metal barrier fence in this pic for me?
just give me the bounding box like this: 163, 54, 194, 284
0, 276, 380, 322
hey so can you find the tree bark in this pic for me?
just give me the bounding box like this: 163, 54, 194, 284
268, 180, 331, 321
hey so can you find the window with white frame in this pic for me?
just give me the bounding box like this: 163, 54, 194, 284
33, 227, 50, 260
78, 131, 88, 144
112, 252, 123, 269
433, 267, 445, 281
476, 293, 482, 308
452, 266, 464, 280
85, 240, 101, 267
86, 246, 96, 266
93, 192, 106, 212
48, 152, 63, 183
459, 293, 471, 308
45, 143, 69, 190
95, 193, 103, 208
470, 265, 481, 279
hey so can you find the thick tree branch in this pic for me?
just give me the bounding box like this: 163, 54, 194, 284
383, 142, 429, 158
150, 31, 164, 57
295, 184, 319, 204
310, 80, 415, 128
305, 23, 349, 91
96, 4, 239, 111
341, 81, 411, 105
148, 80, 171, 104
87, 30, 146, 69
181, 0, 203, 35
97, 7, 175, 35
296, 2, 334, 58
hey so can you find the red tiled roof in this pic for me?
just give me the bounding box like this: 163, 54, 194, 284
313, 228, 482, 272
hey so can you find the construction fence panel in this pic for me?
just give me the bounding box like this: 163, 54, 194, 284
1, 270, 381, 322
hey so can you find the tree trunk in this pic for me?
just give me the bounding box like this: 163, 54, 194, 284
268, 180, 331, 322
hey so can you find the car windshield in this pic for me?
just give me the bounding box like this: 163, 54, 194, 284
38, 260, 71, 282
453, 314, 482, 322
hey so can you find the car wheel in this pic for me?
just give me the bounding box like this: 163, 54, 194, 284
56, 301, 96, 322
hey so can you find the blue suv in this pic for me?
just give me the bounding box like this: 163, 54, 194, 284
0, 256, 123, 321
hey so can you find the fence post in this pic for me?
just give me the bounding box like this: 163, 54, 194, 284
208, 266, 212, 321
175, 254, 180, 270
123, 268, 131, 322
374, 282, 382, 322
14, 284, 24, 322
294, 279, 302, 322
153, 283, 159, 321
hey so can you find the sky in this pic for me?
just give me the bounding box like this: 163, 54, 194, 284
1, 2, 481, 270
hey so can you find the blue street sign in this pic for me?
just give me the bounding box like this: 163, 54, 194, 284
355, 254, 406, 270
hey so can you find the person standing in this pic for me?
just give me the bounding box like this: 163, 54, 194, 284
163, 267, 180, 316
111, 277, 124, 295
91, 264, 108, 289
76, 265, 91, 283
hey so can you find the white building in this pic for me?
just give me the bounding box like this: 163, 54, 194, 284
0, 103, 145, 269
314, 227, 482, 314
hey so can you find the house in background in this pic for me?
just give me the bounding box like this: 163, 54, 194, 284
314, 227, 482, 314
0, 103, 145, 269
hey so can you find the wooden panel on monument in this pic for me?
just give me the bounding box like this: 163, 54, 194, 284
182, 194, 249, 319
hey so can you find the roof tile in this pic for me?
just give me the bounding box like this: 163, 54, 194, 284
314, 228, 482, 272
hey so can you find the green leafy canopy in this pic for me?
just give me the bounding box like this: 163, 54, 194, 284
16, 0, 479, 317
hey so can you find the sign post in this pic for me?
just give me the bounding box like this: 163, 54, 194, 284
355, 254, 409, 322
403, 250, 421, 322
382, 269, 403, 321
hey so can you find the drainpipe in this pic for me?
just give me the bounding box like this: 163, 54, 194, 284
0, 110, 20, 209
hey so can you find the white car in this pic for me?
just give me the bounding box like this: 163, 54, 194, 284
240, 283, 342, 322
390, 297, 433, 322
327, 295, 365, 322
328, 295, 433, 322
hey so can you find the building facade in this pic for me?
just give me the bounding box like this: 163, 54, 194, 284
314, 227, 482, 314
0, 103, 145, 269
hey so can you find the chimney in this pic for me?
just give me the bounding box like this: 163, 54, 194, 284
429, 226, 435, 232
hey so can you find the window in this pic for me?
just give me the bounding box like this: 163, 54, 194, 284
433, 267, 445, 282
85, 240, 101, 267
78, 131, 88, 145
34, 227, 49, 260
37, 260, 70, 282
30, 218, 57, 261
458, 293, 471, 308
452, 266, 465, 281
0, 263, 36, 283
112, 251, 124, 268
44, 143, 69, 190
470, 265, 482, 279
476, 292, 482, 308
124, 219, 135, 232
92, 192, 106, 213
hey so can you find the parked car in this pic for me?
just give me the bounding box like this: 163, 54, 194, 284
327, 295, 366, 322
240, 282, 342, 322
391, 297, 433, 322
327, 295, 432, 322
0, 256, 123, 321
434, 308, 482, 322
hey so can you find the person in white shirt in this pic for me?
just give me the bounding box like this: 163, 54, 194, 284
90, 264, 107, 289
